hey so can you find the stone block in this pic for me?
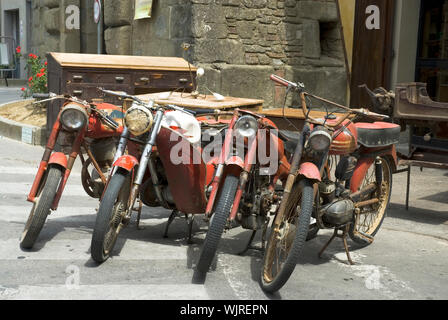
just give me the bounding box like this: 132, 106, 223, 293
297, 0, 338, 22
44, 0, 60, 8
220, 65, 275, 103
242, 0, 268, 9
194, 39, 245, 64
44, 8, 60, 34
105, 25, 132, 55
302, 20, 320, 59
104, 0, 132, 27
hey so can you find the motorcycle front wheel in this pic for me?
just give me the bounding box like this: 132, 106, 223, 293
349, 156, 393, 245
91, 168, 130, 263
20, 166, 63, 249
192, 175, 239, 284
260, 178, 314, 293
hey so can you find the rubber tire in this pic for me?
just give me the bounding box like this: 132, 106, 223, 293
91, 170, 128, 263
192, 175, 239, 284
260, 179, 314, 293
20, 166, 63, 249
349, 157, 392, 246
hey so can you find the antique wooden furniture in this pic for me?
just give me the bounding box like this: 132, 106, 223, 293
393, 82, 448, 210
137, 91, 264, 113
46, 52, 197, 132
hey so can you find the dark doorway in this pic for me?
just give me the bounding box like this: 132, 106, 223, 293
350, 0, 395, 108
4, 9, 20, 78
416, 0, 448, 102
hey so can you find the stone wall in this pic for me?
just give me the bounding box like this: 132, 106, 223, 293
29, 0, 348, 108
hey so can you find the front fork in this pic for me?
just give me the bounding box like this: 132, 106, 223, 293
121, 109, 164, 226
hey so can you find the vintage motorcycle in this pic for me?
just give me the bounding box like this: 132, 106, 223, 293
192, 107, 293, 284
259, 75, 401, 293
90, 89, 227, 263
20, 93, 125, 249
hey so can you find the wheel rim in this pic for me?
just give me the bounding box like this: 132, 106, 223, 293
263, 183, 303, 284
103, 202, 125, 256
354, 158, 391, 235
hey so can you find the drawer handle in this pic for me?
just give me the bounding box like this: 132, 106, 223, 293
73, 75, 83, 81
73, 90, 83, 96
178, 78, 189, 84
139, 77, 149, 83
115, 76, 125, 82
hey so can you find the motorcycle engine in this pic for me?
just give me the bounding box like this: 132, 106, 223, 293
319, 199, 355, 227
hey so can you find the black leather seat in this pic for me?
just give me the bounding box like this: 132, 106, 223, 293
355, 122, 401, 148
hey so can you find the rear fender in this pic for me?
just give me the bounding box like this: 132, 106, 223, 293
297, 162, 321, 181
113, 155, 139, 172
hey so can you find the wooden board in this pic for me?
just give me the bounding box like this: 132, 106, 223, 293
137, 91, 264, 110
260, 108, 350, 120
48, 52, 196, 71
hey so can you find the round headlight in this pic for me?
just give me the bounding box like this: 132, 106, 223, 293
124, 104, 154, 136
60, 103, 88, 131
308, 127, 332, 152
235, 115, 258, 138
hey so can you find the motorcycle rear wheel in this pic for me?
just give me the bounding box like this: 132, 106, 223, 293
91, 169, 130, 263
20, 166, 63, 249
260, 179, 314, 293
192, 175, 239, 284
349, 156, 392, 245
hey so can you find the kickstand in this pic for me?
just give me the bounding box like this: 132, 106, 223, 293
135, 198, 144, 230
163, 210, 179, 238
186, 214, 195, 244
318, 225, 354, 265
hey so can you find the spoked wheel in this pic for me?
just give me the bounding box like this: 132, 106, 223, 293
349, 156, 392, 246
260, 179, 314, 293
192, 175, 239, 284
91, 169, 130, 263
20, 166, 63, 249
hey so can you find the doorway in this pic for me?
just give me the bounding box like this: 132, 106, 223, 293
3, 9, 20, 78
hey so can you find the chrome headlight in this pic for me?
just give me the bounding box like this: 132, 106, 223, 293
308, 126, 332, 152
235, 115, 258, 138
124, 104, 154, 136
60, 103, 88, 131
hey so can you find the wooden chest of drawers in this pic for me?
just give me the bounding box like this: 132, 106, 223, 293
46, 52, 197, 132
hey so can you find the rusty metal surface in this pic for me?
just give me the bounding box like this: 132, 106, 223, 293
394, 82, 448, 121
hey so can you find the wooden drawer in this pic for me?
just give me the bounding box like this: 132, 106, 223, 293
66, 84, 130, 105
133, 71, 194, 89
65, 71, 131, 85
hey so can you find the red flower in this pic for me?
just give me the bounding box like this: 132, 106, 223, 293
28, 53, 37, 59
28, 77, 33, 82
21, 87, 25, 91
36, 73, 43, 78
44, 61, 48, 66
40, 68, 46, 73
16, 46, 21, 54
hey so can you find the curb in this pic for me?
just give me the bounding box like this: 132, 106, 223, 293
0, 100, 47, 146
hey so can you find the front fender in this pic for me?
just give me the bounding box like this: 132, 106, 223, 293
113, 155, 139, 172
225, 156, 245, 169
48, 152, 67, 169
297, 162, 321, 181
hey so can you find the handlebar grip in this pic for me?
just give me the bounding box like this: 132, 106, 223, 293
270, 74, 292, 87
193, 109, 217, 115
33, 93, 50, 99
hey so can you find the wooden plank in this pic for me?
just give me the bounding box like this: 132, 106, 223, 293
48, 52, 197, 72
137, 91, 264, 110
260, 107, 353, 120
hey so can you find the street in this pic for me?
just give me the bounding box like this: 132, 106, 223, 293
0, 136, 447, 300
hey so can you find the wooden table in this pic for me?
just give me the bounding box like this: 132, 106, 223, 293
137, 91, 264, 112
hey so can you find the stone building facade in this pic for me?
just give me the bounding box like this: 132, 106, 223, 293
30, 0, 348, 107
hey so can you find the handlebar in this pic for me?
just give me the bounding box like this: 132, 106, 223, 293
270, 74, 390, 129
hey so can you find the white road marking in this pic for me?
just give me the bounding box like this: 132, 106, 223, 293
0, 284, 209, 300
0, 238, 188, 260
0, 183, 87, 196
0, 166, 81, 176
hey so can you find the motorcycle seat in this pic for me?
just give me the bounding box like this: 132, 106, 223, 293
355, 122, 401, 148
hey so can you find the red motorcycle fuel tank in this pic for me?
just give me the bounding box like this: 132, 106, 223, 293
155, 127, 209, 214
86, 102, 124, 138
329, 119, 358, 155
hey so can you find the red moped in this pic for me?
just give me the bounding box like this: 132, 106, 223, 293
20, 93, 124, 249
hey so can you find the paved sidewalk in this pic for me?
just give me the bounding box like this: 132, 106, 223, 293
0, 87, 23, 104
